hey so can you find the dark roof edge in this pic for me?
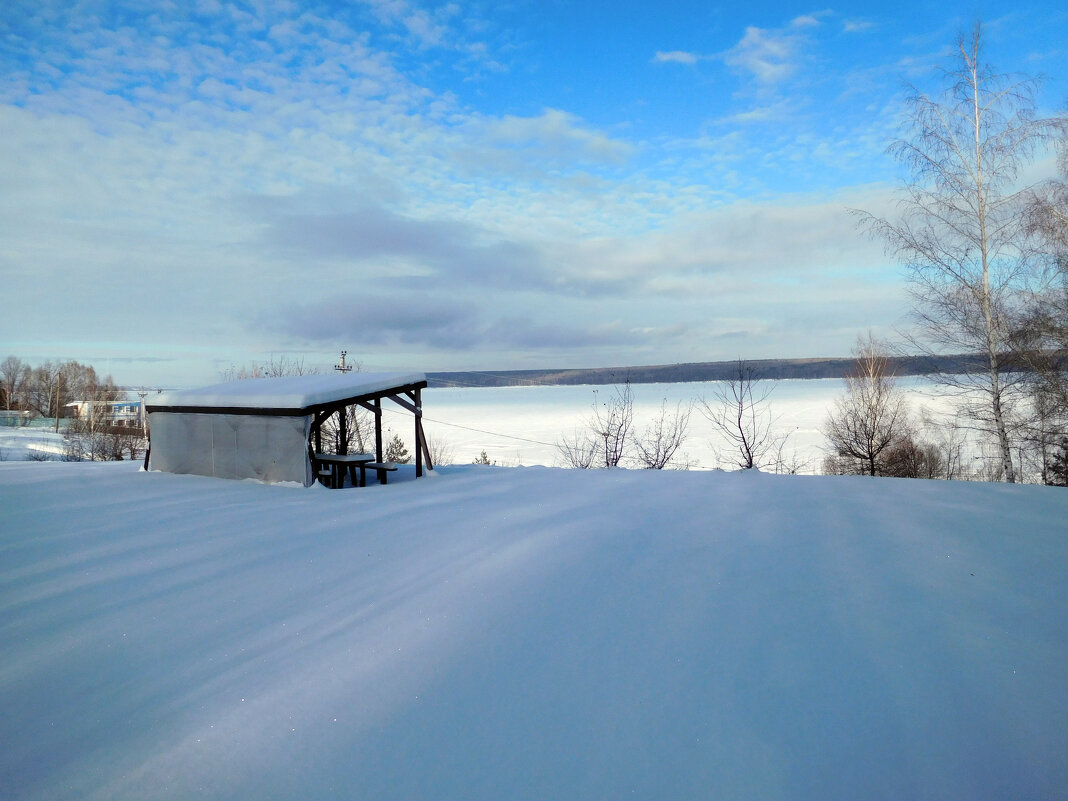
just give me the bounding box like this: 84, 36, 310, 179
145, 381, 428, 417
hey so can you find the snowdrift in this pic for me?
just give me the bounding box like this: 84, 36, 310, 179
1, 461, 1066, 800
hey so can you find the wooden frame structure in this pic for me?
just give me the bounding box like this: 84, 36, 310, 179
307, 379, 432, 478
144, 373, 432, 486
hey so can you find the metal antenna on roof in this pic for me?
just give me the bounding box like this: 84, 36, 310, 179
334, 351, 353, 374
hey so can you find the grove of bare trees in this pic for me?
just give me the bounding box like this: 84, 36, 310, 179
1, 354, 148, 461
557, 382, 692, 470
854, 23, 1067, 484
1, 356, 121, 420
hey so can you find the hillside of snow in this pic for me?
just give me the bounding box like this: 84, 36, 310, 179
0, 426, 66, 461
2, 461, 1066, 800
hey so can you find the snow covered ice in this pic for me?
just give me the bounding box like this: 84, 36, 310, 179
1, 459, 1066, 800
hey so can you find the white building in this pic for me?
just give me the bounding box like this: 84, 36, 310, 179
66, 399, 143, 428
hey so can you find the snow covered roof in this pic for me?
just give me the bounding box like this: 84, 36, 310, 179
148, 372, 427, 414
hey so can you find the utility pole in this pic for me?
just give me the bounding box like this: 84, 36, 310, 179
53, 372, 62, 433
334, 351, 353, 374
332, 351, 353, 454
137, 388, 149, 439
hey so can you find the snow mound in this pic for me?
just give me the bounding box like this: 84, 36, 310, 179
1, 461, 1066, 800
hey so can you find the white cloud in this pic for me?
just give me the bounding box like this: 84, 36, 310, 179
357, 0, 474, 51
842, 19, 876, 33
0, 0, 933, 383
473, 109, 635, 167
718, 11, 835, 86
654, 50, 701, 65
722, 26, 803, 84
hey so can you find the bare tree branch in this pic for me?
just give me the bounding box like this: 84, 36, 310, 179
633, 399, 691, 469
698, 360, 784, 470
823, 334, 911, 476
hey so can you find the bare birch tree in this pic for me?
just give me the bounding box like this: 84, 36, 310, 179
1027, 142, 1068, 257
855, 23, 1064, 482
1018, 144, 1068, 439
0, 356, 30, 410
633, 399, 692, 469
556, 427, 599, 469
557, 382, 649, 469
321, 404, 376, 455
590, 383, 634, 468
221, 354, 320, 381
823, 335, 910, 476
426, 434, 455, 467
25, 361, 69, 424
699, 360, 782, 470
557, 384, 692, 470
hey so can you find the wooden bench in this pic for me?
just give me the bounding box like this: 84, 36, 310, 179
360, 461, 399, 485
317, 465, 335, 487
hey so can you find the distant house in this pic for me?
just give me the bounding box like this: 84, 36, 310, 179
66, 400, 143, 428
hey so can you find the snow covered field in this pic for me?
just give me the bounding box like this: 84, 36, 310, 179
0, 425, 66, 461
0, 378, 959, 470
415, 378, 959, 469
2, 459, 1066, 800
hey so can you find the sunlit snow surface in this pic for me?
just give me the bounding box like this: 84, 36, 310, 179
1, 461, 1066, 800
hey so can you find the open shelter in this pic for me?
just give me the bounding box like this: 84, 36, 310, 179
145, 372, 431, 486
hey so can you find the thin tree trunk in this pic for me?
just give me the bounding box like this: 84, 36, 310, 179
968, 42, 1016, 482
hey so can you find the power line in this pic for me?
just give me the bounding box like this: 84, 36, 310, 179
378, 404, 558, 448
379, 404, 725, 468
421, 416, 559, 448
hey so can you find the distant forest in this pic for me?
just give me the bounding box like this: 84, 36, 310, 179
427, 354, 993, 388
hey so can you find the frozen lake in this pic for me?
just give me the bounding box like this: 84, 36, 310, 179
413, 377, 959, 472
0, 376, 969, 474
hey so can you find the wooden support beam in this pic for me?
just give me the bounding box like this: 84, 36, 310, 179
415, 418, 432, 475
387, 393, 419, 415
414, 389, 422, 478
311, 408, 335, 455
414, 387, 430, 476
374, 398, 383, 464
338, 406, 347, 455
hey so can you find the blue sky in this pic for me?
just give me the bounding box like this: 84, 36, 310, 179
2, 0, 1065, 387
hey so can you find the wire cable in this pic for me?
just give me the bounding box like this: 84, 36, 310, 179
377, 404, 559, 448
420, 416, 559, 448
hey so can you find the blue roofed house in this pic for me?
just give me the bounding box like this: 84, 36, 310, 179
66, 399, 144, 429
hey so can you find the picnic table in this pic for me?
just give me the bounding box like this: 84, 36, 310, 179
313, 453, 400, 488
313, 452, 374, 489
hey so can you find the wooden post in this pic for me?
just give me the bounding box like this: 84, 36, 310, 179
338, 406, 347, 455
374, 398, 383, 462
413, 391, 420, 475
412, 386, 429, 476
